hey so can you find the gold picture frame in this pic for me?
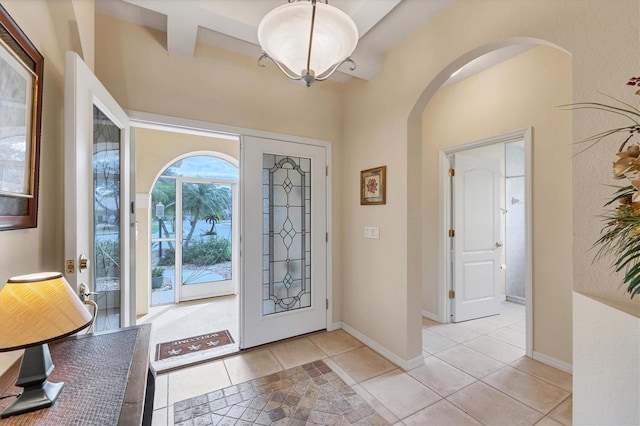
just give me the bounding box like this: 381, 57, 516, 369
360, 166, 386, 205
0, 5, 44, 230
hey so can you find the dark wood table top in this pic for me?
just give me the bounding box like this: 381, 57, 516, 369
0, 324, 151, 426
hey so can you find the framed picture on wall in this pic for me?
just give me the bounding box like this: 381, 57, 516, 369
0, 4, 44, 230
360, 166, 386, 205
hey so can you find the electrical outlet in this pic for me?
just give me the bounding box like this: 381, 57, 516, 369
364, 226, 380, 239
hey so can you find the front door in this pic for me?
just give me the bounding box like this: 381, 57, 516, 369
241, 136, 327, 348
452, 153, 501, 322
64, 51, 133, 331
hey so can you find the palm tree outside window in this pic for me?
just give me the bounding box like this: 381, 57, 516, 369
150, 155, 238, 306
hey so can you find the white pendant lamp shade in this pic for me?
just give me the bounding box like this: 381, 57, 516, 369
258, 1, 358, 84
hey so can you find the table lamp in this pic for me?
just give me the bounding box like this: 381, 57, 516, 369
0, 272, 94, 418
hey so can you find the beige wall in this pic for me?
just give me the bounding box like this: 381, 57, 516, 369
0, 0, 93, 376
342, 0, 639, 364
94, 13, 345, 321
134, 128, 239, 316
421, 46, 573, 362
2, 0, 638, 378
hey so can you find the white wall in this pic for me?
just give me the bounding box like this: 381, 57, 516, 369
573, 292, 640, 425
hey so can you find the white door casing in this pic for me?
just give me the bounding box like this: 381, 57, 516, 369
241, 135, 327, 348
64, 51, 132, 327
452, 153, 501, 322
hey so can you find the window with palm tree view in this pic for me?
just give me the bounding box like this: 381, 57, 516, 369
150, 155, 238, 305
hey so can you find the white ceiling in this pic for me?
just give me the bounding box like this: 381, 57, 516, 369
95, 0, 534, 85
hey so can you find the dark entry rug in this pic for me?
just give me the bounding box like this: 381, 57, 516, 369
156, 330, 234, 361
174, 359, 389, 425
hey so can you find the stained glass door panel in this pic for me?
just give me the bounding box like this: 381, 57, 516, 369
263, 155, 311, 315
242, 136, 327, 349
93, 106, 122, 331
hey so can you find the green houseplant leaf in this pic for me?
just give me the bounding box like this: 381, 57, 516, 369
568, 77, 640, 299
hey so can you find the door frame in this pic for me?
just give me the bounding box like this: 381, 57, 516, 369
438, 127, 532, 357
127, 111, 334, 347
64, 51, 133, 328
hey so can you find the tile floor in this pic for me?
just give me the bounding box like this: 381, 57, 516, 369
173, 360, 388, 425
151, 302, 573, 425
138, 295, 240, 372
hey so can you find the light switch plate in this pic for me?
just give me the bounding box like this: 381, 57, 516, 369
364, 226, 380, 239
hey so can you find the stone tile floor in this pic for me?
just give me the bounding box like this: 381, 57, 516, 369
173, 360, 388, 425
153, 301, 573, 425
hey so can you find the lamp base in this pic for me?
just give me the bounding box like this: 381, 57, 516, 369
0, 380, 63, 418
0, 344, 64, 418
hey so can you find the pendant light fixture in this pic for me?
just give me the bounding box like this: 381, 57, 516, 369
258, 0, 358, 87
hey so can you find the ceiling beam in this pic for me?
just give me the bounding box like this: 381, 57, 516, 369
166, 14, 198, 56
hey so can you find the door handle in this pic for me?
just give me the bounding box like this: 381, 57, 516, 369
495, 242, 503, 248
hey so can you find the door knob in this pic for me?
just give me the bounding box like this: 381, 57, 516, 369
495, 242, 503, 248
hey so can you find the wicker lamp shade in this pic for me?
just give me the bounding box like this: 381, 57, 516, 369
0, 272, 93, 352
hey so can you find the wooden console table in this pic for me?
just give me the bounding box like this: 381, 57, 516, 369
0, 325, 153, 426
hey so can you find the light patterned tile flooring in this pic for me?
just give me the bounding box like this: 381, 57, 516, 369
173, 360, 388, 425
152, 302, 573, 425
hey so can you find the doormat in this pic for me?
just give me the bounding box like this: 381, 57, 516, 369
155, 330, 234, 361
174, 359, 389, 425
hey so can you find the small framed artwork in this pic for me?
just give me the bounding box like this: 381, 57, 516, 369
0, 5, 44, 230
360, 166, 386, 205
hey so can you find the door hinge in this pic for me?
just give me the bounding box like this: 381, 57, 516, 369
326, 166, 329, 176
448, 229, 455, 238
449, 168, 455, 177
326, 232, 328, 242
449, 290, 455, 299
326, 299, 329, 310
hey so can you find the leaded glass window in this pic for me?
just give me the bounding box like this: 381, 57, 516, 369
93, 106, 121, 331
263, 154, 312, 315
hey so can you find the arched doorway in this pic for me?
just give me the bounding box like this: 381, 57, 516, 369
150, 155, 239, 305
408, 39, 572, 361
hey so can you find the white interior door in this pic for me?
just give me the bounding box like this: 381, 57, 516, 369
452, 153, 501, 322
241, 135, 327, 348
64, 51, 133, 331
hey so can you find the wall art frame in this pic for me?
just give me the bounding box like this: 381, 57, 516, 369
360, 166, 386, 205
0, 5, 44, 230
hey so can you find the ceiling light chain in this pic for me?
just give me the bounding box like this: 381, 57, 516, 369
257, 0, 358, 87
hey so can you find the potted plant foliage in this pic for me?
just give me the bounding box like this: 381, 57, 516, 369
151, 267, 165, 289
570, 77, 640, 299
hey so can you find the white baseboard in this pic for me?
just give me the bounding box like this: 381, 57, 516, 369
532, 351, 573, 374
405, 354, 426, 370
328, 322, 343, 331
421, 310, 440, 322
341, 322, 425, 371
